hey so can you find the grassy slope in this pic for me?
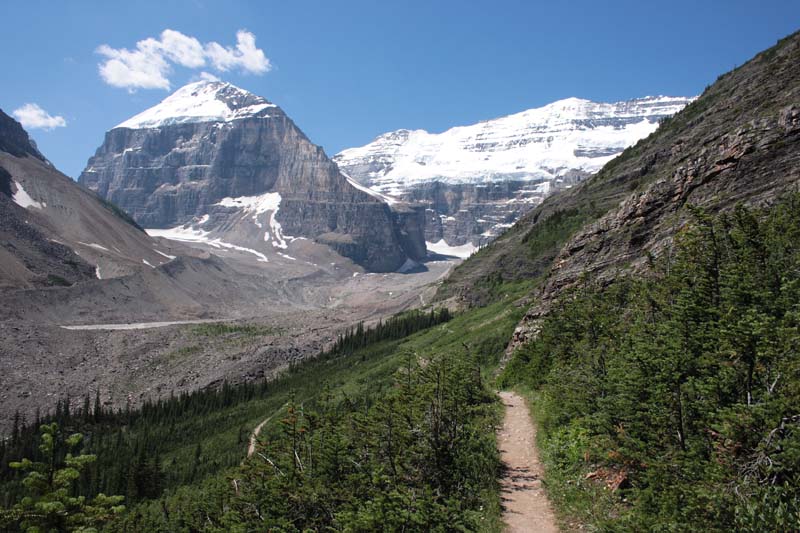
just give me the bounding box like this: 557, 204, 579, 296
107, 289, 529, 530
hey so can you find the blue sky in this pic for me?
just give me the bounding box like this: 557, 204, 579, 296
1, 0, 798, 178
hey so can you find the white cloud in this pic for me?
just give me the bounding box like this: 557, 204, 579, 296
96, 29, 271, 91
197, 71, 221, 82
160, 29, 205, 68
97, 37, 170, 91
12, 104, 67, 131
204, 30, 271, 74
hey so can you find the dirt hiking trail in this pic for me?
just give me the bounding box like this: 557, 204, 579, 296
246, 402, 290, 458
497, 391, 559, 532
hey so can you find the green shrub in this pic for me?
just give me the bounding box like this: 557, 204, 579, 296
504, 195, 800, 530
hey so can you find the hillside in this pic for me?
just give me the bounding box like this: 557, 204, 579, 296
454, 29, 800, 531
439, 31, 800, 318
0, 108, 170, 288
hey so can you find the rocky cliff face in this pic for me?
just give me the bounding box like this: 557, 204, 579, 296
0, 110, 47, 161
79, 81, 426, 272
406, 178, 587, 245
335, 96, 692, 246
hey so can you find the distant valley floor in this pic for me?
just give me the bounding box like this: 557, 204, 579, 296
0, 246, 457, 432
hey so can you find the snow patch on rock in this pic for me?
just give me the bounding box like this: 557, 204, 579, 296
146, 226, 269, 262
12, 181, 44, 209
78, 242, 111, 252
342, 171, 397, 205
154, 249, 176, 260
426, 239, 477, 259
215, 191, 290, 249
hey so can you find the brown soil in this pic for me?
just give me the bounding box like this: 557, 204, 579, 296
246, 403, 288, 458
497, 391, 559, 533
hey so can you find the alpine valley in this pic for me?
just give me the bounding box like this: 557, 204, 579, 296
1, 19, 799, 533
0, 88, 450, 436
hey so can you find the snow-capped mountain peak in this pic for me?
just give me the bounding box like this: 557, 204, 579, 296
82, 81, 428, 272
115, 80, 277, 129
334, 95, 694, 248
334, 95, 694, 197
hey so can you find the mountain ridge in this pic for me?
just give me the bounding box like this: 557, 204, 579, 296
335, 94, 692, 246
0, 108, 175, 289
437, 30, 800, 353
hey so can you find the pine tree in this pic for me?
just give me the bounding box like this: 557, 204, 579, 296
0, 423, 124, 531
94, 389, 102, 423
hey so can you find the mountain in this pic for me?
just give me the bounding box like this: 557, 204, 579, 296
0, 106, 287, 317
438, 31, 800, 350
79, 81, 426, 272
334, 96, 693, 248
0, 108, 177, 289
3, 25, 799, 533
0, 106, 446, 436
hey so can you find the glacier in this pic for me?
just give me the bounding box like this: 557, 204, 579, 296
335, 95, 694, 246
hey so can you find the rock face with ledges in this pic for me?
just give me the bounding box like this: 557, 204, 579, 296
80, 81, 425, 272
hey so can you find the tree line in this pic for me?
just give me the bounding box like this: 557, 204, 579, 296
325, 307, 452, 356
